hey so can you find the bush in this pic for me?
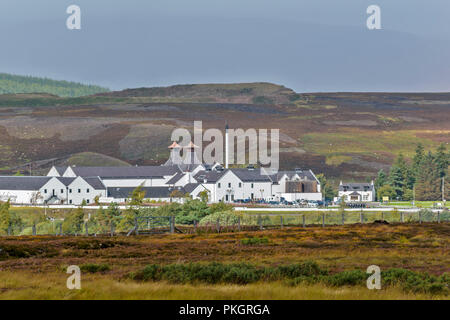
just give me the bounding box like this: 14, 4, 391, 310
323, 270, 367, 287
129, 263, 449, 295
382, 268, 449, 295
131, 261, 327, 285
240, 237, 269, 246
79, 263, 111, 273
199, 211, 240, 226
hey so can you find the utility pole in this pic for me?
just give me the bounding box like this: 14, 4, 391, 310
412, 184, 415, 207
442, 176, 445, 203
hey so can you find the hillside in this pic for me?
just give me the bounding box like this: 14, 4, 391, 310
0, 82, 448, 182
95, 82, 297, 105
0, 73, 109, 97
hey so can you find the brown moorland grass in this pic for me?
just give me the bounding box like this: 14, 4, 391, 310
0, 223, 449, 299
0, 272, 445, 300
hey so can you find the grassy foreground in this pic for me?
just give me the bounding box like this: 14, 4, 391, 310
0, 223, 449, 300
0, 272, 443, 300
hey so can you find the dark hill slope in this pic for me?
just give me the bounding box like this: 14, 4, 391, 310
0, 83, 448, 181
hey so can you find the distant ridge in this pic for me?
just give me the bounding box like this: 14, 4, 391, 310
0, 73, 109, 97
95, 82, 298, 104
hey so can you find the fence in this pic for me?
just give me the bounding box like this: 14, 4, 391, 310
1, 210, 449, 236
185, 210, 450, 234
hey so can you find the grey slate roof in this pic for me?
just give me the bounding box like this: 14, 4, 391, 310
230, 168, 272, 182
166, 172, 185, 185
194, 170, 228, 183
70, 165, 180, 179
183, 183, 203, 193
270, 170, 317, 182
55, 167, 68, 176
83, 177, 106, 190
339, 183, 374, 192
107, 186, 186, 199
57, 177, 76, 186
0, 176, 52, 190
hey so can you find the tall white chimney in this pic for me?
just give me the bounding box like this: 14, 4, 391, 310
225, 123, 229, 169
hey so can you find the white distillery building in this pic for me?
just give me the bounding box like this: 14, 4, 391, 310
0, 140, 322, 205
337, 181, 376, 202
0, 176, 106, 205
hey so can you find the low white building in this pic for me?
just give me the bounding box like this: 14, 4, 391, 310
0, 176, 108, 205
4, 140, 322, 205
338, 181, 376, 202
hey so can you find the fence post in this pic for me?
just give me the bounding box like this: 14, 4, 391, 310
400, 212, 404, 223
32, 223, 36, 236
322, 213, 325, 227
419, 211, 422, 224
360, 212, 364, 224
7, 225, 11, 236
194, 220, 198, 233
258, 215, 263, 230
437, 211, 440, 224
216, 218, 220, 233
59, 223, 62, 236
238, 216, 241, 232
85, 222, 89, 237
341, 212, 345, 225
302, 215, 306, 228
110, 222, 115, 237
280, 216, 283, 229
381, 212, 384, 221
170, 216, 175, 233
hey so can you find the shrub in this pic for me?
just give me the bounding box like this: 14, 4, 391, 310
240, 237, 269, 246
199, 211, 240, 226
79, 263, 111, 273
129, 263, 449, 295
323, 270, 367, 287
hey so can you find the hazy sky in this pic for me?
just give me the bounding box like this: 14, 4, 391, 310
1, 1, 449, 92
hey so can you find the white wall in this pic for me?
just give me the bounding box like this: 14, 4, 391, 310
338, 191, 375, 202
281, 192, 322, 201
241, 181, 273, 201
40, 178, 70, 204
66, 177, 106, 205
210, 171, 244, 203
101, 178, 170, 188
46, 167, 61, 177
0, 190, 36, 204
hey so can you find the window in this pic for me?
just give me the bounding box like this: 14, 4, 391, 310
69, 189, 72, 193
218, 183, 221, 188
225, 195, 229, 201
239, 182, 242, 188
86, 188, 90, 193
78, 189, 81, 193
228, 183, 231, 188
69, 200, 72, 204
86, 199, 90, 204
44, 189, 47, 194
251, 183, 254, 188
61, 189, 64, 194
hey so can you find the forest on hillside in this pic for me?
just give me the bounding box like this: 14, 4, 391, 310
0, 73, 109, 97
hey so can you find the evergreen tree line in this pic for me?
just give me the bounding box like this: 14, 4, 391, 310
375, 144, 449, 201
0, 73, 109, 97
